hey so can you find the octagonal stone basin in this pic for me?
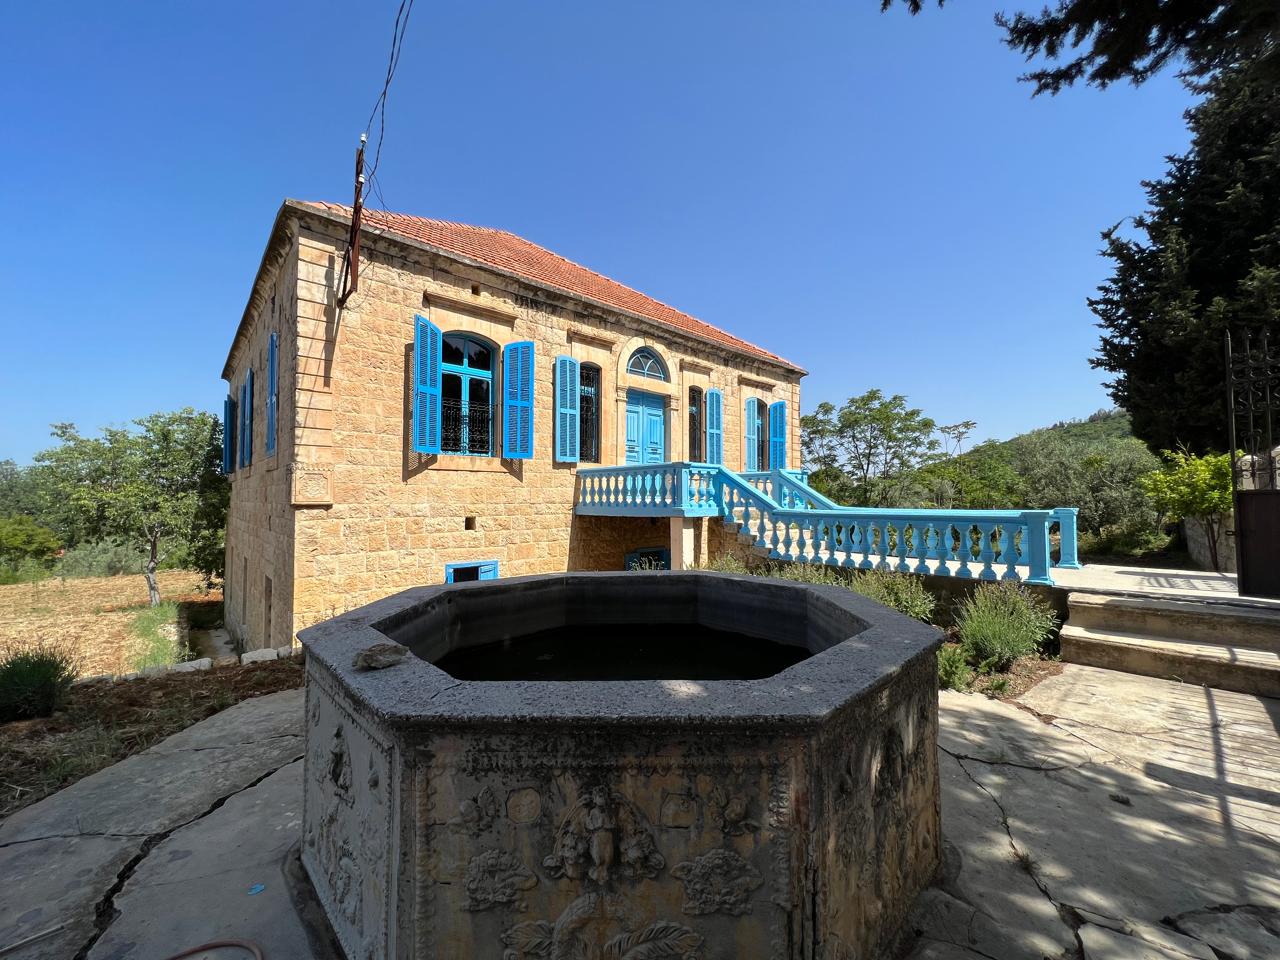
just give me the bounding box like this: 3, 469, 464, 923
297, 572, 942, 960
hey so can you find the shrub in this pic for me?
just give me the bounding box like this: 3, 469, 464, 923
957, 581, 1058, 671
56, 540, 146, 579
937, 643, 973, 691
0, 642, 79, 721
850, 569, 936, 623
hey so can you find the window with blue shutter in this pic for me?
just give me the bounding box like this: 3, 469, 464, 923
769, 400, 787, 470
243, 368, 254, 466
413, 314, 442, 455
705, 389, 723, 465
554, 355, 580, 463
222, 395, 235, 474
744, 398, 760, 470
265, 332, 278, 456
502, 341, 534, 459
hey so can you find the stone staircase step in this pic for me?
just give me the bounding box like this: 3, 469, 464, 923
1067, 592, 1280, 652
1060, 624, 1280, 698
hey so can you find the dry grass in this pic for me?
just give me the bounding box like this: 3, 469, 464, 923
0, 658, 304, 823
0, 571, 213, 678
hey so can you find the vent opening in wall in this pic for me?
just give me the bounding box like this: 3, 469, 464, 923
471, 283, 481, 296
464, 516, 477, 531
446, 560, 499, 583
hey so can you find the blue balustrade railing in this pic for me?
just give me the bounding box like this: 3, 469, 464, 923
575, 463, 1077, 585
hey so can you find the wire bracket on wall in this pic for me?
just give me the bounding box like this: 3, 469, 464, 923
338, 134, 366, 309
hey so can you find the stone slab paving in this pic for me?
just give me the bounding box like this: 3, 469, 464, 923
4, 668, 1279, 959
909, 664, 1280, 960
1053, 562, 1280, 609
0, 688, 305, 960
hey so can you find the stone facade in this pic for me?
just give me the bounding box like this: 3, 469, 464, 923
222, 202, 805, 650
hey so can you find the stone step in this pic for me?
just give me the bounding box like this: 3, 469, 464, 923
1067, 592, 1280, 652
1059, 624, 1280, 698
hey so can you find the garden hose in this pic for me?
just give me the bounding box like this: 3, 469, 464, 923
159, 939, 265, 960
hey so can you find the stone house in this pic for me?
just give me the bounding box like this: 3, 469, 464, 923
220, 200, 805, 650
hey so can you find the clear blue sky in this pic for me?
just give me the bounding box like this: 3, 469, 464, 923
0, 0, 1195, 464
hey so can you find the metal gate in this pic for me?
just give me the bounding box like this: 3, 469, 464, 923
1226, 329, 1280, 598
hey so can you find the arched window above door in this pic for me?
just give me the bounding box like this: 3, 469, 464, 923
626, 347, 668, 381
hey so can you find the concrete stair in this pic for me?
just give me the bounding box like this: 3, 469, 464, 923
1061, 592, 1280, 697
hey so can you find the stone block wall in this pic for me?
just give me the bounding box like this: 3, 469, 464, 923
223, 228, 299, 651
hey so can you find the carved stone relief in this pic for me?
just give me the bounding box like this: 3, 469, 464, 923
670, 850, 764, 916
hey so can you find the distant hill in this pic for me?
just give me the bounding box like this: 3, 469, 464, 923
978, 408, 1135, 455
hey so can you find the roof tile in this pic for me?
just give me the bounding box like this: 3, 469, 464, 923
302, 201, 800, 370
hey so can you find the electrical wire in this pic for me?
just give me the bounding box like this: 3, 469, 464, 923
363, 0, 416, 204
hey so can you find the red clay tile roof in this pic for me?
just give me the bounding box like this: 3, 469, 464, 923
300, 200, 801, 371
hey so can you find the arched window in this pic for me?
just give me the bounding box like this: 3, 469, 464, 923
441, 333, 495, 455
688, 387, 704, 462
579, 363, 602, 463
626, 347, 668, 381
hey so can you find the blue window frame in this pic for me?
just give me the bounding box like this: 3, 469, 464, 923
441, 333, 495, 456
265, 332, 278, 457
445, 560, 499, 583
626, 347, 668, 381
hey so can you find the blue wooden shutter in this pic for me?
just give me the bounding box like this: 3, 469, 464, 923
744, 398, 759, 470
554, 355, 580, 463
222, 395, 235, 474
413, 314, 442, 454
265, 332, 278, 456
769, 400, 787, 470
244, 368, 254, 466
705, 389, 723, 465
503, 341, 534, 459
237, 382, 246, 468
478, 561, 499, 581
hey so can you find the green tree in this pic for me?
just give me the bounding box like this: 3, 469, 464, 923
1139, 450, 1234, 571
0, 515, 61, 565
801, 390, 942, 506
1090, 65, 1280, 453
885, 0, 1279, 94
34, 409, 228, 604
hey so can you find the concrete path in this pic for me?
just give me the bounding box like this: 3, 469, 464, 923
3, 668, 1278, 960
1054, 562, 1280, 609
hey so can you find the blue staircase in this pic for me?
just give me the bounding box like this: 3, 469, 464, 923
575, 463, 1079, 586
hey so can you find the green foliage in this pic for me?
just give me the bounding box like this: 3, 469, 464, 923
130, 602, 187, 671
800, 389, 948, 506
35, 409, 228, 600
886, 0, 1279, 94
1091, 65, 1280, 453
1140, 450, 1234, 570
849, 569, 936, 623
698, 554, 753, 575
1139, 450, 1234, 522
0, 643, 78, 721
54, 540, 147, 579
765, 561, 936, 623
0, 515, 60, 564
937, 643, 973, 691
956, 582, 1058, 672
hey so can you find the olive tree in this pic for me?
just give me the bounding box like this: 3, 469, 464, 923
35, 409, 228, 604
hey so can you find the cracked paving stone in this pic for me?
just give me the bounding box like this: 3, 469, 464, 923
87, 760, 313, 960
0, 835, 143, 960
924, 751, 1077, 960
1079, 922, 1207, 960
1167, 905, 1280, 959
0, 690, 304, 845
1075, 909, 1215, 959
939, 691, 1110, 771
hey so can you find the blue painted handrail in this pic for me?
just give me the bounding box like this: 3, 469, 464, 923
576, 463, 1076, 585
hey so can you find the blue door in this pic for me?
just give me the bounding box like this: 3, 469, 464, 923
625, 390, 666, 464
